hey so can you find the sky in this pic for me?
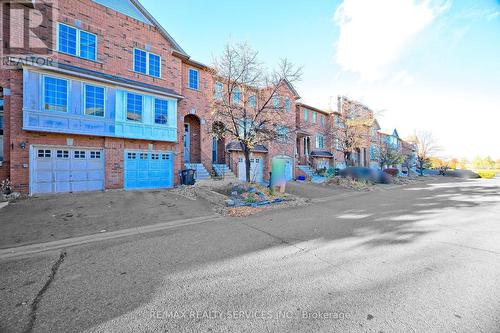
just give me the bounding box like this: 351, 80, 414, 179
141, 0, 500, 160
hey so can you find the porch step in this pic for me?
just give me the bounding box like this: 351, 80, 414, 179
213, 164, 237, 180
184, 163, 211, 180
298, 165, 315, 178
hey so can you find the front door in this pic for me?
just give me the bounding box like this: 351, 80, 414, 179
184, 124, 190, 163
212, 137, 217, 163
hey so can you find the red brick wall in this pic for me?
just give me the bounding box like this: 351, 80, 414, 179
177, 61, 214, 172
53, 0, 183, 91
2, 0, 186, 192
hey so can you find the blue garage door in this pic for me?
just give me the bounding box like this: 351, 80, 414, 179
124, 151, 173, 190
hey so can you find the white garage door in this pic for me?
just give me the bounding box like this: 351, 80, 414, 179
31, 146, 105, 194
238, 157, 263, 183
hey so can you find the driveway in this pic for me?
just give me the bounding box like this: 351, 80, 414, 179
1, 177, 499, 332
0, 189, 216, 249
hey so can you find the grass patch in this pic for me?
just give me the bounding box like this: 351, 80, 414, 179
476, 170, 497, 179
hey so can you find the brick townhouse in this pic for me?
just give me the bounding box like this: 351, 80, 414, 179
295, 102, 334, 177
1, 0, 189, 194
0, 0, 416, 195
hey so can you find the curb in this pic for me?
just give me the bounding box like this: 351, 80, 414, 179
0, 214, 222, 260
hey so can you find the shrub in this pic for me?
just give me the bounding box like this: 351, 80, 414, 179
1, 179, 12, 195
383, 168, 399, 177
477, 170, 496, 179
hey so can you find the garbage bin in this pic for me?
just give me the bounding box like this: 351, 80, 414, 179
179, 169, 196, 185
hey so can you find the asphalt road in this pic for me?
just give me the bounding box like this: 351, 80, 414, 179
1, 178, 499, 332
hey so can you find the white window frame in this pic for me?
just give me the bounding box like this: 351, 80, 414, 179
312, 111, 317, 123
188, 68, 199, 90
214, 81, 223, 100
125, 92, 144, 123
154, 97, 169, 126
57, 23, 97, 61
303, 108, 308, 121
83, 83, 106, 118
133, 48, 162, 78
42, 75, 69, 113
316, 134, 325, 149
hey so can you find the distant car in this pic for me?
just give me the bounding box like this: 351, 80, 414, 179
339, 167, 392, 184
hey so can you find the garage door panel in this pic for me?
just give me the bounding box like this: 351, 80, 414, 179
34, 183, 53, 194
31, 147, 104, 195
35, 171, 53, 182
54, 171, 70, 182
54, 182, 71, 193
124, 150, 173, 190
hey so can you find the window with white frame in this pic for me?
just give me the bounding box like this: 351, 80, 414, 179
44, 76, 68, 112
233, 87, 241, 104
303, 108, 308, 121
277, 126, 289, 143
335, 138, 342, 150
58, 23, 97, 61
320, 114, 325, 127
133, 49, 161, 78
284, 97, 291, 112
248, 95, 256, 108
273, 95, 280, 109
84, 84, 105, 117
312, 111, 317, 123
188, 68, 199, 90
126, 92, 143, 122
316, 134, 325, 149
214, 82, 223, 100
154, 98, 168, 125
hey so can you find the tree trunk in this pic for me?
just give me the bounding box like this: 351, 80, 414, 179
243, 145, 252, 183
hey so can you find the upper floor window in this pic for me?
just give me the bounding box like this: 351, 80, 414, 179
335, 138, 342, 150
44, 76, 68, 112
320, 114, 325, 127
273, 95, 280, 109
133, 49, 161, 78
188, 68, 199, 90
214, 82, 223, 100
154, 98, 168, 125
284, 98, 291, 112
126, 93, 143, 122
312, 111, 317, 123
303, 108, 308, 121
233, 87, 241, 104
277, 126, 289, 143
84, 84, 105, 117
248, 95, 256, 108
58, 23, 97, 61
316, 134, 325, 149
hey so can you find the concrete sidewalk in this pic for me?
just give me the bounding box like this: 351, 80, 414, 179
0, 214, 221, 260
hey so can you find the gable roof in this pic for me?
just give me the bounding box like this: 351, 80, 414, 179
296, 102, 330, 115
281, 79, 301, 99
93, 0, 188, 57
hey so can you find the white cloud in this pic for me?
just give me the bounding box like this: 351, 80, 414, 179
334, 0, 451, 81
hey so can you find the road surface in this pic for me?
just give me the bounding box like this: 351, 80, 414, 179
1, 177, 499, 332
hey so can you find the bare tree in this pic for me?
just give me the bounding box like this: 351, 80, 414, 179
328, 97, 374, 167
376, 145, 405, 170
414, 130, 438, 176
210, 42, 302, 182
